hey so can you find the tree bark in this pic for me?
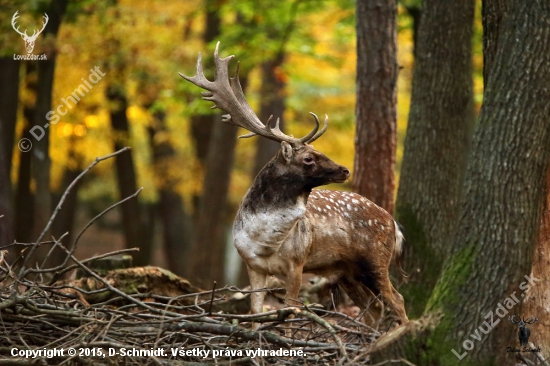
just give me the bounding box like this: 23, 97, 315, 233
373, 1, 550, 363
522, 163, 550, 347
394, 0, 475, 317
353, 0, 398, 215
0, 57, 19, 248
482, 0, 509, 85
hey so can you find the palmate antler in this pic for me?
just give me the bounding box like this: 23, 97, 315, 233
179, 42, 328, 146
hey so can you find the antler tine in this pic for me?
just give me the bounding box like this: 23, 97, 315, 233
509, 314, 519, 324
298, 113, 321, 143
239, 115, 274, 139
304, 113, 329, 144
178, 53, 210, 89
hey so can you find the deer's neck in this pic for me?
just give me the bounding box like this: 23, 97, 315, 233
234, 159, 310, 253
242, 159, 310, 213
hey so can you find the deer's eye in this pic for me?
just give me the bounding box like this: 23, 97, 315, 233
304, 156, 314, 165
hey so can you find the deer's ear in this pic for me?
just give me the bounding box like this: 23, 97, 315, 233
281, 141, 294, 164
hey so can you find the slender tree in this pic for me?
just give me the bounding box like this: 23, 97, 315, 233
0, 58, 19, 248
15, 62, 36, 244
186, 3, 256, 286
189, 114, 240, 286
107, 82, 154, 266
50, 140, 82, 267
394, 0, 475, 316
353, 0, 398, 214
146, 107, 192, 277
30, 0, 68, 259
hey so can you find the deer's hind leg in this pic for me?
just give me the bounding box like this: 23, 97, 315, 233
371, 271, 408, 325
339, 277, 383, 327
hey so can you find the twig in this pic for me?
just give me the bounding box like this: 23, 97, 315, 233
18, 147, 131, 277
208, 281, 217, 316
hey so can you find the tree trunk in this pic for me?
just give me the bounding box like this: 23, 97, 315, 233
0, 57, 20, 171
0, 146, 13, 249
107, 86, 151, 266
252, 53, 286, 177
15, 63, 36, 245
50, 140, 82, 267
394, 0, 475, 317
147, 110, 192, 277
187, 116, 240, 287
188, 1, 221, 218
372, 1, 550, 363
522, 163, 550, 347
30, 0, 68, 267
353, 0, 397, 215
0, 57, 19, 248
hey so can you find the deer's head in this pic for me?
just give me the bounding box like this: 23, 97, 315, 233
179, 43, 349, 190
12, 11, 48, 54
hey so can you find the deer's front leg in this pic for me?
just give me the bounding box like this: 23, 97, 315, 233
282, 266, 303, 337
247, 265, 267, 330
284, 267, 303, 306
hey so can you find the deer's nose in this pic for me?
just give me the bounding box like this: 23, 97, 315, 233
342, 168, 350, 177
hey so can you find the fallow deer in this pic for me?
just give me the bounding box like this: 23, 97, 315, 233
180, 43, 408, 328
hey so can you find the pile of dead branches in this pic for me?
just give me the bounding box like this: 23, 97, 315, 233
0, 148, 380, 365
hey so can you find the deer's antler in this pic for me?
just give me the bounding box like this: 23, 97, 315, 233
179, 42, 328, 146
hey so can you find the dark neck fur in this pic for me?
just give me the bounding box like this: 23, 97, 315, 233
241, 154, 310, 213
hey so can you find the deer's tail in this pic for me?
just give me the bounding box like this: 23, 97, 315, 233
393, 221, 408, 277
